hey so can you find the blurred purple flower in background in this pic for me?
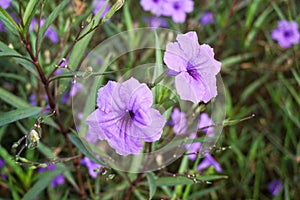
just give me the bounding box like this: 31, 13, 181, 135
140, 0, 165, 16
70, 83, 84, 97
272, 20, 300, 48
30, 18, 59, 43
0, 158, 4, 168
197, 153, 222, 172
163, 0, 194, 23
144, 16, 168, 29
80, 157, 102, 178
200, 11, 215, 25
268, 179, 282, 196
185, 132, 201, 160
170, 108, 187, 134
198, 112, 214, 137
0, 21, 5, 32
0, 0, 11, 9
93, 0, 110, 18
164, 31, 221, 103
86, 78, 166, 156
38, 165, 65, 188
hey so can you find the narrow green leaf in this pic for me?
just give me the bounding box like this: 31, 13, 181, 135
0, 88, 30, 108
23, 1, 40, 36
146, 172, 157, 200
245, 0, 263, 27
0, 146, 25, 181
0, 107, 42, 126
155, 176, 194, 186
0, 7, 20, 31
38, 0, 69, 47
22, 166, 65, 200
23, 0, 39, 26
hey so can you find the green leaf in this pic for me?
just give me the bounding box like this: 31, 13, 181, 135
23, 1, 40, 36
0, 107, 42, 126
68, 133, 105, 165
38, 0, 69, 47
22, 166, 65, 200
0, 88, 30, 108
0, 146, 25, 181
23, 0, 39, 26
0, 7, 20, 33
146, 172, 157, 200
155, 176, 194, 186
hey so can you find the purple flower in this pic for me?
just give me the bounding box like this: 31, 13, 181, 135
0, 21, 5, 32
198, 113, 214, 137
38, 165, 65, 188
29, 94, 36, 106
184, 113, 214, 160
140, 0, 166, 16
0, 0, 11, 9
197, 153, 222, 172
30, 18, 59, 43
185, 132, 201, 160
170, 108, 187, 134
200, 12, 215, 25
86, 78, 166, 156
164, 31, 221, 103
163, 0, 194, 23
144, 16, 168, 29
93, 0, 110, 18
80, 157, 102, 178
272, 20, 300, 48
268, 179, 282, 196
70, 83, 84, 97
0, 158, 4, 168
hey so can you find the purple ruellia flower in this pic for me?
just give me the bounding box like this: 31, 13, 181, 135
268, 179, 282, 196
144, 16, 168, 29
93, 0, 110, 18
70, 83, 84, 97
30, 18, 59, 43
164, 31, 221, 103
0, 0, 11, 9
86, 77, 166, 156
272, 20, 300, 48
198, 113, 214, 137
80, 157, 102, 178
140, 0, 166, 16
197, 153, 222, 172
0, 158, 4, 168
170, 108, 187, 134
29, 94, 36, 106
38, 165, 65, 188
200, 12, 215, 25
184, 112, 215, 160
185, 132, 201, 160
163, 0, 194, 23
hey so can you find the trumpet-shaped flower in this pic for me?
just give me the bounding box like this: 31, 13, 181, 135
268, 179, 282, 196
272, 20, 300, 48
163, 0, 194, 23
86, 78, 166, 156
200, 12, 215, 25
164, 31, 221, 103
140, 0, 165, 16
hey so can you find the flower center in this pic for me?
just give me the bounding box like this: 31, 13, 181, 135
283, 30, 293, 38
187, 64, 201, 80
152, 0, 159, 3
173, 2, 180, 10
128, 110, 135, 119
